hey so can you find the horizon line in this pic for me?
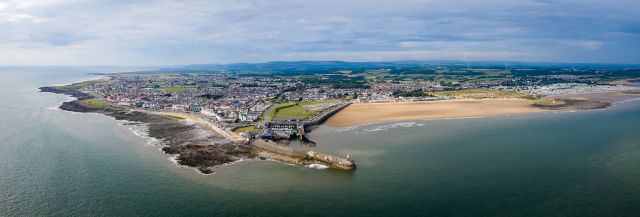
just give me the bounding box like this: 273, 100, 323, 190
1, 59, 640, 68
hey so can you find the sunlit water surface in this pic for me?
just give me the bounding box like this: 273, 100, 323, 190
1, 67, 639, 216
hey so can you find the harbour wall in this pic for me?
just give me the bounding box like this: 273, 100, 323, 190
252, 139, 356, 170
305, 102, 351, 128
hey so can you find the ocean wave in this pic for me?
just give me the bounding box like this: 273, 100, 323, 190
221, 158, 250, 166
336, 126, 359, 132
364, 122, 416, 132
439, 116, 486, 120
552, 110, 577, 114
169, 155, 180, 165
127, 124, 161, 146
167, 155, 212, 175
306, 163, 329, 169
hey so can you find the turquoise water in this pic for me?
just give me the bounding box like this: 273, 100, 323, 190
1, 67, 639, 216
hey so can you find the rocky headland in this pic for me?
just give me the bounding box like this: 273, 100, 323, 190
40, 86, 254, 174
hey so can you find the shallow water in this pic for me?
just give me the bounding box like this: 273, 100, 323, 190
1, 67, 639, 216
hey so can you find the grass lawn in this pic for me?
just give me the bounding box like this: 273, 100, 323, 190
232, 125, 260, 134
270, 101, 336, 121
81, 99, 111, 108
59, 79, 111, 91
154, 87, 191, 92
274, 104, 319, 120
268, 103, 295, 120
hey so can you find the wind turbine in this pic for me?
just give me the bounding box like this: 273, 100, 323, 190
464, 55, 470, 70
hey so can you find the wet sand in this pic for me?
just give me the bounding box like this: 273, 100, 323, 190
325, 99, 544, 127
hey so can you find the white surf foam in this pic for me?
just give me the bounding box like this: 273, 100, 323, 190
306, 163, 329, 169
364, 122, 416, 132
126, 123, 161, 146
336, 125, 359, 132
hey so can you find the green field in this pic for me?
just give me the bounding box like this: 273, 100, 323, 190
360, 68, 520, 84
81, 99, 111, 108
270, 101, 336, 121
59, 79, 111, 91
430, 89, 538, 100
268, 103, 295, 120
154, 87, 191, 92
232, 125, 260, 134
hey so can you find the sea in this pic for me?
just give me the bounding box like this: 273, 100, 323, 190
1, 67, 639, 217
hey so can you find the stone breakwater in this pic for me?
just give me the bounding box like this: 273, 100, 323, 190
252, 139, 356, 170
306, 150, 356, 170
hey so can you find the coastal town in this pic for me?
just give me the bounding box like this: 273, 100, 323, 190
41, 63, 640, 173
82, 66, 638, 137
10, 0, 640, 215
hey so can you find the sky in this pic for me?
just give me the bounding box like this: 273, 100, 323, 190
0, 0, 639, 65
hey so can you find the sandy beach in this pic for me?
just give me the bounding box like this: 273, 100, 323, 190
325, 99, 544, 127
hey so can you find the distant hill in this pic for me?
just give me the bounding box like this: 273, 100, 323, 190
161, 61, 423, 72
157, 60, 640, 72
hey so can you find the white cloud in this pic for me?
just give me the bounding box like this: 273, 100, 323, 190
0, 0, 638, 65
562, 40, 603, 50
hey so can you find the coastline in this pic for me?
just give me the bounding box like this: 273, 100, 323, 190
39, 85, 255, 174
40, 76, 638, 173
324, 95, 623, 127
325, 98, 544, 127
39, 82, 357, 173
151, 111, 245, 141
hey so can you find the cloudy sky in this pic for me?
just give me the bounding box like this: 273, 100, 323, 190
1, 0, 638, 65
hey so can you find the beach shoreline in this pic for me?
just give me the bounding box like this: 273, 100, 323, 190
39, 82, 357, 173
324, 94, 626, 127
324, 98, 543, 127
38, 85, 255, 174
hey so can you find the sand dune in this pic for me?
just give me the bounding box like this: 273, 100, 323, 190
325, 99, 543, 127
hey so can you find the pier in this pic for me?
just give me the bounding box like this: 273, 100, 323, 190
252, 139, 356, 170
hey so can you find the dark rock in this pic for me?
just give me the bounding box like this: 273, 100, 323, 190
198, 168, 214, 174
533, 99, 611, 110
41, 85, 254, 173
